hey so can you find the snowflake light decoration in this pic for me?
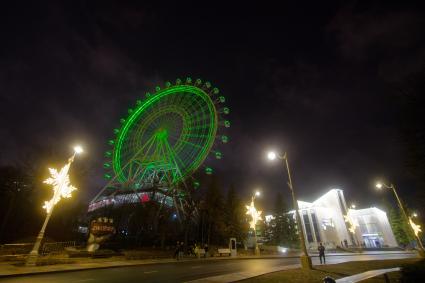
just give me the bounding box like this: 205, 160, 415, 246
43, 156, 77, 213
246, 200, 262, 229
344, 209, 359, 234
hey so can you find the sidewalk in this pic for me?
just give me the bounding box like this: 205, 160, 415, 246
0, 251, 417, 278
0, 256, 178, 278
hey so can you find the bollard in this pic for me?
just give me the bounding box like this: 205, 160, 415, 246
323, 276, 336, 283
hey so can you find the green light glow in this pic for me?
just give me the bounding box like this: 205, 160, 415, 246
215, 151, 222, 159
112, 84, 218, 185
224, 120, 230, 128
205, 167, 213, 174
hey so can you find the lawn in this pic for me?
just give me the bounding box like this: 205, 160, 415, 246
240, 258, 422, 283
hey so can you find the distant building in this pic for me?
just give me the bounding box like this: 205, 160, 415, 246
265, 189, 397, 249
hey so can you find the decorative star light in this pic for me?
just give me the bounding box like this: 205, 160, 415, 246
344, 209, 359, 234
43, 156, 77, 213
246, 200, 262, 229
409, 217, 422, 237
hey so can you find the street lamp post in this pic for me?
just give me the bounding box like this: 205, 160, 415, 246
376, 182, 425, 257
26, 146, 83, 266
246, 191, 262, 255
268, 151, 312, 269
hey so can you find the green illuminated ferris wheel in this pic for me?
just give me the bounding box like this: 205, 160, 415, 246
90, 77, 229, 211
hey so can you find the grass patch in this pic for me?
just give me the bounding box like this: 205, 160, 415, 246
241, 258, 421, 283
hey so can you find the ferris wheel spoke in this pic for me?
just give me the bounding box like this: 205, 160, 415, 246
163, 139, 185, 181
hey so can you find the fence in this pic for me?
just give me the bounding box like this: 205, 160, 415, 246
41, 241, 77, 255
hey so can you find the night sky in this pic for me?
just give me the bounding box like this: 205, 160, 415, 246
1, 1, 425, 213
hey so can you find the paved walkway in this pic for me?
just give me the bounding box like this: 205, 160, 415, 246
185, 264, 300, 283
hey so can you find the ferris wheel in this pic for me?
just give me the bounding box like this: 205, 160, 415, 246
89, 77, 230, 213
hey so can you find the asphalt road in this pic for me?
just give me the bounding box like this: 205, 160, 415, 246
0, 253, 417, 283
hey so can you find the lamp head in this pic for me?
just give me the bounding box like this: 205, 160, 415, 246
351, 204, 356, 209
267, 151, 277, 161
255, 191, 261, 197
375, 183, 383, 189
74, 145, 84, 154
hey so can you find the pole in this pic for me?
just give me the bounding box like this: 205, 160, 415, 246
26, 207, 54, 265
252, 195, 260, 255
283, 153, 312, 269
390, 184, 425, 255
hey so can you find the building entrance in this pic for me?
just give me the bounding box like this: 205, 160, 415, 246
362, 234, 384, 248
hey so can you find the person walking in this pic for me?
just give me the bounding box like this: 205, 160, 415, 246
174, 241, 180, 260
204, 244, 209, 258
318, 242, 326, 264
194, 243, 200, 259
179, 241, 184, 259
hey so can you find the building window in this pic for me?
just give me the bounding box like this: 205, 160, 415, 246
311, 212, 321, 243
302, 211, 314, 243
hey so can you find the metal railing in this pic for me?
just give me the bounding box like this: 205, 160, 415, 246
41, 241, 76, 255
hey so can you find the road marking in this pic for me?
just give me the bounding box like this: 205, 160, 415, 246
144, 270, 158, 274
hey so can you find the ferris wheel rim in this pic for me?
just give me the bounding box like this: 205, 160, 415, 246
112, 84, 218, 184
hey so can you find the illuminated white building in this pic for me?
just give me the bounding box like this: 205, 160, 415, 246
267, 189, 398, 249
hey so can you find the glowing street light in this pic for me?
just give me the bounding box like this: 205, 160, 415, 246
26, 146, 83, 265
412, 212, 418, 218
267, 151, 277, 161
267, 150, 312, 269
374, 181, 424, 257
73, 145, 84, 154
246, 190, 262, 255
344, 209, 359, 234
409, 217, 422, 237
351, 204, 356, 209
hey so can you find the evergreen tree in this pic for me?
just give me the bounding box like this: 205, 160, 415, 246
204, 176, 226, 245
388, 207, 414, 246
269, 193, 299, 248
223, 185, 248, 242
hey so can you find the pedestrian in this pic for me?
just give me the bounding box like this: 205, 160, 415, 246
194, 243, 200, 259
204, 244, 209, 258
318, 242, 326, 264
179, 241, 184, 259
174, 241, 180, 260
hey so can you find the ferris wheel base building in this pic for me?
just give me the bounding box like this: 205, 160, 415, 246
267, 189, 398, 249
